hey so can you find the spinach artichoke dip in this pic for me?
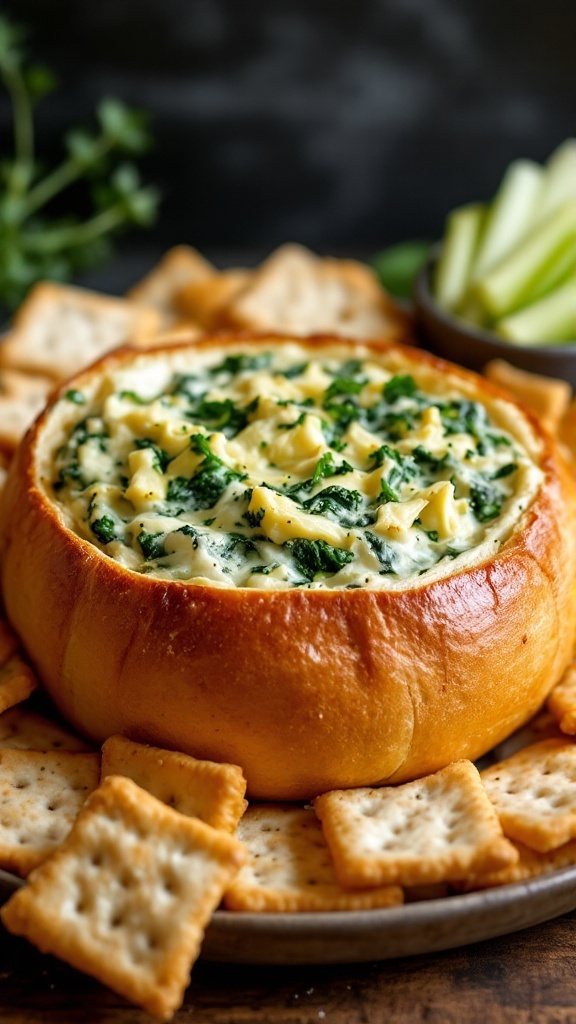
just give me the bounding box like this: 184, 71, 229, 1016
46, 342, 542, 591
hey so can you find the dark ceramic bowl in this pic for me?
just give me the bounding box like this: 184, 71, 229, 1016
413, 256, 576, 387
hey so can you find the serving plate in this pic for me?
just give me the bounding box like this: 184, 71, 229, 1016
2, 865, 576, 964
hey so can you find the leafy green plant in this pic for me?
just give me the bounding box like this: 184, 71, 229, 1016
0, 16, 160, 309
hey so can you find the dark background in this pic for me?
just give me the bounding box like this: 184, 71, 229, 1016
1, 0, 575, 281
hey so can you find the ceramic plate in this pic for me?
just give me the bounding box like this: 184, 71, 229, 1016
2, 865, 576, 964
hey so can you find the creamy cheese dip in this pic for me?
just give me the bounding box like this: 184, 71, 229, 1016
43, 342, 543, 591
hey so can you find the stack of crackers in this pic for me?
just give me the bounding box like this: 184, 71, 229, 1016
2, 635, 576, 1016
0, 242, 409, 484
2, 246, 576, 1018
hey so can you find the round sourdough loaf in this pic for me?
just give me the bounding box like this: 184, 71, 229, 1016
1, 333, 575, 800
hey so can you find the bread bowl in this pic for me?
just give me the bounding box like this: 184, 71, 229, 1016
1, 332, 575, 800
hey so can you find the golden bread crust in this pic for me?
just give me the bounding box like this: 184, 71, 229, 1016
1, 334, 575, 800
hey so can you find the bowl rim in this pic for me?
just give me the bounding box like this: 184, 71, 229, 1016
413, 253, 576, 358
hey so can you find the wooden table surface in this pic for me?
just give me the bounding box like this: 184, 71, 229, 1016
3, 909, 576, 1024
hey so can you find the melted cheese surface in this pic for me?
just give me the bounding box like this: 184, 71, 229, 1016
42, 342, 543, 591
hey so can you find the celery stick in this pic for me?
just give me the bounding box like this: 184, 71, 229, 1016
434, 203, 485, 311
474, 199, 576, 318
471, 160, 542, 279
456, 294, 491, 328
532, 138, 576, 224
528, 236, 576, 303
496, 280, 576, 345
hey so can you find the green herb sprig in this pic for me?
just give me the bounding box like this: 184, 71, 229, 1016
0, 16, 160, 309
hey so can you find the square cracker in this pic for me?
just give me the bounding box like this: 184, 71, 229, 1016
481, 739, 576, 853
314, 760, 517, 888
459, 837, 576, 892
0, 369, 53, 455
547, 661, 576, 735
0, 282, 160, 382
175, 268, 252, 329
0, 655, 38, 714
100, 735, 247, 833
128, 245, 214, 326
0, 706, 93, 752
224, 243, 408, 341
223, 804, 403, 912
0, 749, 100, 876
1, 775, 246, 1021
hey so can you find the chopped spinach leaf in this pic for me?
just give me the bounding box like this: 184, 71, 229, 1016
64, 389, 86, 405
251, 562, 281, 575
190, 433, 213, 458
487, 432, 513, 448
279, 362, 308, 379
167, 436, 246, 511
58, 463, 83, 486
184, 397, 249, 438
365, 532, 397, 573
323, 377, 366, 404
243, 507, 266, 528
438, 399, 487, 439
119, 390, 147, 405
383, 374, 417, 404
378, 478, 400, 503
311, 452, 354, 485
301, 485, 364, 527
138, 531, 166, 560
469, 478, 504, 522
368, 446, 418, 484
278, 412, 307, 430
364, 406, 417, 440
286, 538, 354, 580
135, 438, 172, 473
167, 469, 226, 510
491, 463, 517, 480
174, 524, 199, 547
412, 445, 450, 473
91, 516, 116, 544
327, 358, 365, 379
322, 398, 361, 434
213, 352, 273, 376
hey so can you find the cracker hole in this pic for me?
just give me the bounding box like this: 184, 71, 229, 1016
362, 806, 379, 818
14, 779, 30, 790
111, 913, 125, 928
75, 900, 86, 914
17, 835, 29, 845
90, 852, 105, 868
46, 801, 61, 812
